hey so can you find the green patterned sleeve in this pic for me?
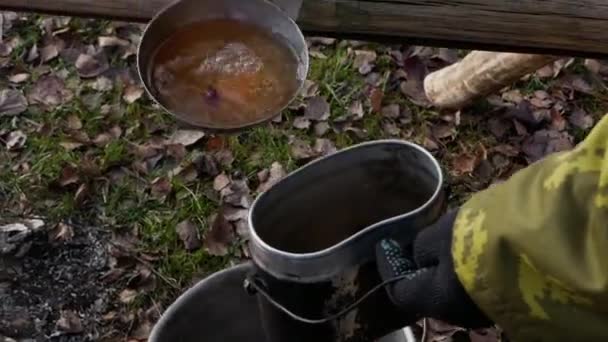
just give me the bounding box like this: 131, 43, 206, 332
452, 114, 608, 341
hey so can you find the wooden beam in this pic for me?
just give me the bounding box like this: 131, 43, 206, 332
3, 0, 608, 57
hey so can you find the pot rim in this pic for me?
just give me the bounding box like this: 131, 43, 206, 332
248, 139, 444, 260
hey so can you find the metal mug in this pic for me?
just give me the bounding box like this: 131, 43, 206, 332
137, 0, 309, 132
248, 140, 445, 341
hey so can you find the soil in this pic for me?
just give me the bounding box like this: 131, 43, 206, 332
0, 224, 119, 341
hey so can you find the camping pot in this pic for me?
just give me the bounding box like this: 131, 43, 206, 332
248, 140, 445, 341
137, 0, 308, 132
149, 262, 415, 342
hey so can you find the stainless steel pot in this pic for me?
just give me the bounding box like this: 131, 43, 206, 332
148, 262, 415, 342
137, 0, 309, 132
248, 140, 445, 341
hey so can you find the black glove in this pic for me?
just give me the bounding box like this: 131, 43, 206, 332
376, 211, 493, 328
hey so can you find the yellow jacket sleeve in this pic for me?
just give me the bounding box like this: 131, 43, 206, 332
452, 114, 608, 341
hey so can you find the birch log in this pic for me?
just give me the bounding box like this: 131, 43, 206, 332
424, 52, 558, 109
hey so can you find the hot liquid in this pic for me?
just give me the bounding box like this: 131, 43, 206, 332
151, 19, 300, 128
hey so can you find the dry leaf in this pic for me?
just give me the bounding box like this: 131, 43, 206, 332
314, 122, 330, 136
522, 130, 574, 162
204, 212, 235, 256
221, 178, 252, 208
52, 222, 74, 242
91, 76, 113, 91
299, 79, 318, 98
293, 116, 311, 130
66, 114, 83, 130
213, 173, 231, 192
9, 73, 30, 84
488, 118, 510, 138
235, 219, 250, 240
512, 119, 529, 136
569, 108, 594, 130
28, 76, 73, 107
123, 85, 144, 104
56, 310, 83, 334
109, 125, 123, 139
469, 328, 501, 342
69, 131, 91, 144
584, 59, 604, 75
60, 137, 86, 150
423, 319, 465, 342
223, 206, 250, 222
400, 56, 429, 106
309, 50, 327, 59
347, 101, 364, 120
305, 96, 330, 121
215, 149, 235, 168
93, 133, 112, 147
40, 44, 59, 63
119, 289, 138, 304
434, 48, 459, 64
432, 124, 454, 139
151, 177, 172, 200
550, 109, 567, 131
383, 122, 401, 136
493, 144, 520, 157
381, 104, 400, 119
175, 220, 202, 251
400, 79, 428, 106
501, 89, 523, 104
535, 64, 554, 79
204, 136, 226, 151
506, 101, 547, 127
452, 153, 478, 176
257, 162, 286, 193
131, 320, 152, 340
168, 129, 205, 146
530, 96, 552, 109
6, 130, 26, 150
27, 44, 39, 62
75, 53, 109, 78
291, 138, 315, 160
59, 166, 80, 187
0, 42, 12, 57
166, 143, 186, 162
0, 89, 27, 116
370, 88, 384, 113
308, 37, 336, 45
313, 138, 337, 156
353, 50, 377, 75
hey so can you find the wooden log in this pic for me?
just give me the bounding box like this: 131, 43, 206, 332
3, 0, 608, 57
424, 52, 558, 109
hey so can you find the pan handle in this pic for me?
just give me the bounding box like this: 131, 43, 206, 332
269, 0, 304, 20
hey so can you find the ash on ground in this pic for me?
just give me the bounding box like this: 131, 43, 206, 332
0, 220, 118, 341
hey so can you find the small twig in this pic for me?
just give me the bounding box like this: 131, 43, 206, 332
132, 254, 180, 290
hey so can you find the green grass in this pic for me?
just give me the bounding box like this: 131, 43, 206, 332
309, 47, 366, 119
5, 14, 608, 318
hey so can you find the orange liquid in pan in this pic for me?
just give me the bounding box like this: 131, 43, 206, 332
152, 19, 300, 128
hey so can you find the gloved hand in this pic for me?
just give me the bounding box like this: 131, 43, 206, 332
376, 211, 493, 328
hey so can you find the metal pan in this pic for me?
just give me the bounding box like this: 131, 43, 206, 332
137, 0, 309, 132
